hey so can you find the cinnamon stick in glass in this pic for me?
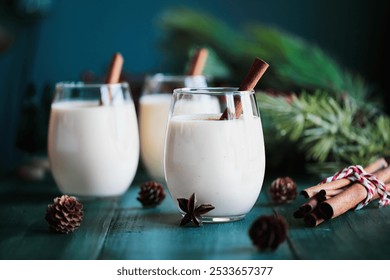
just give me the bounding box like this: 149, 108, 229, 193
100, 52, 124, 104
219, 58, 269, 120
300, 157, 389, 198
187, 48, 208, 76
318, 166, 390, 220
105, 52, 124, 84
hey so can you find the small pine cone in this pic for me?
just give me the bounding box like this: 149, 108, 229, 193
249, 214, 288, 251
137, 181, 166, 207
269, 176, 297, 204
45, 195, 83, 234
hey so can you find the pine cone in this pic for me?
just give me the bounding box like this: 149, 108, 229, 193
269, 176, 297, 204
137, 181, 166, 207
249, 215, 288, 251
45, 195, 83, 234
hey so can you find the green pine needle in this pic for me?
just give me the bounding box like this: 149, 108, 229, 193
257, 92, 390, 175
159, 7, 390, 176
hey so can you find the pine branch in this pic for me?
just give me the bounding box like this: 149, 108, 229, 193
248, 25, 350, 93
159, 8, 390, 176
257, 92, 390, 175
159, 8, 370, 102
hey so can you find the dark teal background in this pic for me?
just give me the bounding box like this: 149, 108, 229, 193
0, 0, 389, 172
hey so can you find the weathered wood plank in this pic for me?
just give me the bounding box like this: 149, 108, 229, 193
271, 178, 390, 259
0, 175, 117, 260
11, 170, 390, 260
98, 179, 294, 260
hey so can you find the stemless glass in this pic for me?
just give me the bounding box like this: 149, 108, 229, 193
48, 82, 139, 198
164, 87, 265, 222
138, 74, 207, 180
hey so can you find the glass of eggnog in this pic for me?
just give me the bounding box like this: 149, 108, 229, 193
164, 87, 265, 222
138, 74, 207, 181
48, 82, 139, 198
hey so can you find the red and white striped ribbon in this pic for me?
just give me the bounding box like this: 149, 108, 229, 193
322, 165, 390, 210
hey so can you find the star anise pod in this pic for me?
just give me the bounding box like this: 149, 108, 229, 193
177, 193, 215, 227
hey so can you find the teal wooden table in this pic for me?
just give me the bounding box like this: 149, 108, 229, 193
1, 168, 390, 260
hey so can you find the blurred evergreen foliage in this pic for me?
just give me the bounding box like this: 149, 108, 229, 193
159, 8, 390, 176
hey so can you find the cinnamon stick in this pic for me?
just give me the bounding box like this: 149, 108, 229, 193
294, 191, 329, 219
100, 53, 124, 105
293, 209, 305, 219
304, 211, 325, 227
105, 53, 124, 84
365, 157, 389, 172
219, 58, 269, 120
187, 48, 208, 76
300, 157, 388, 198
301, 196, 323, 214
318, 166, 390, 220
316, 188, 344, 198
294, 158, 389, 223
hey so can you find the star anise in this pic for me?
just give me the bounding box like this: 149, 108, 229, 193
177, 193, 215, 227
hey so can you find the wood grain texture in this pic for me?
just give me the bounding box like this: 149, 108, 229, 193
0, 176, 117, 260
271, 178, 390, 260
98, 185, 293, 260
1, 171, 390, 260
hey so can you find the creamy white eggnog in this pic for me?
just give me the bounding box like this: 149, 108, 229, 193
139, 93, 220, 180
139, 94, 172, 179
164, 114, 265, 220
48, 100, 139, 197
139, 74, 209, 180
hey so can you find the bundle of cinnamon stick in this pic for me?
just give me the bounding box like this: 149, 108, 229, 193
294, 157, 390, 227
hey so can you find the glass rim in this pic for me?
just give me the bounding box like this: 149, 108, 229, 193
55, 81, 129, 89
173, 87, 255, 95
